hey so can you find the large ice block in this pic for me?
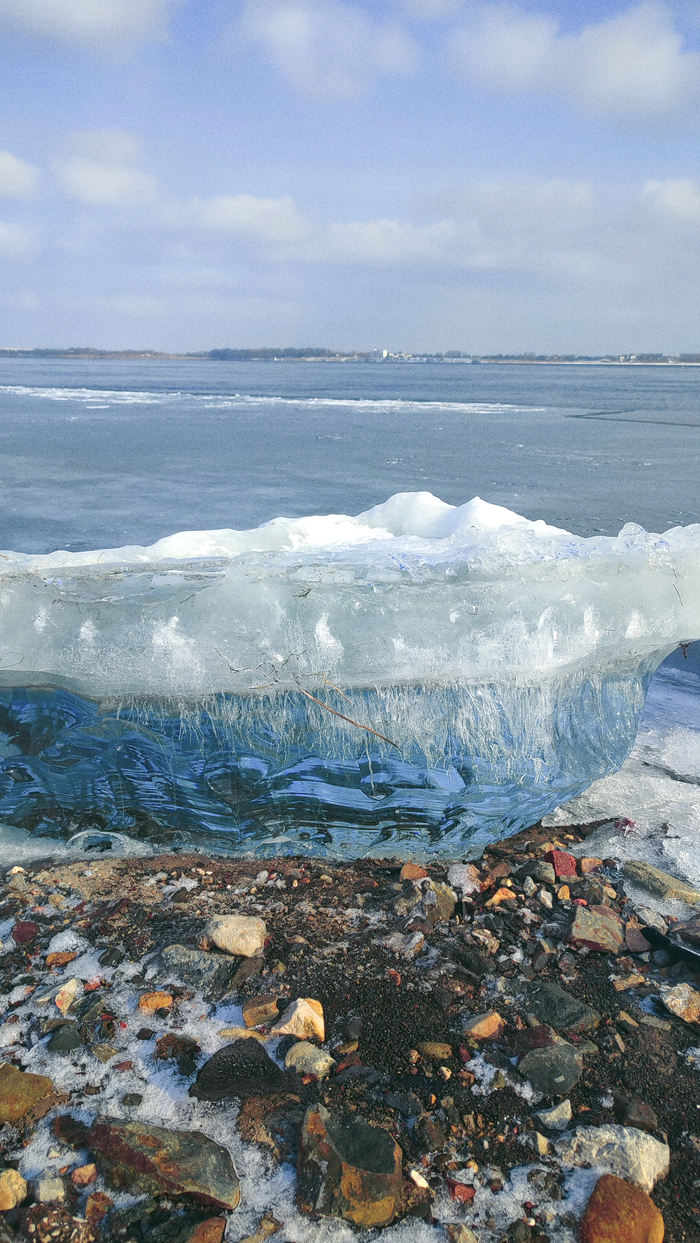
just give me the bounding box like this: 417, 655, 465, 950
0, 492, 699, 856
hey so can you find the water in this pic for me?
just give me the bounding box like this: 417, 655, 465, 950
0, 358, 699, 866
2, 358, 700, 554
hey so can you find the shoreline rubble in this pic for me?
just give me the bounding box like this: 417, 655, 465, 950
0, 822, 699, 1242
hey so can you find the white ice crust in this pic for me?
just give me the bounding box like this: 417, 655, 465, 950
1, 491, 699, 700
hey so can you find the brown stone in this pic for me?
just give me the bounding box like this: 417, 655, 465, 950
462, 1011, 504, 1040
11, 920, 39, 944
568, 904, 625, 954
298, 1103, 402, 1228
185, 1220, 227, 1243
137, 990, 173, 1013
71, 1164, 98, 1188
625, 922, 652, 954
46, 950, 78, 967
237, 1093, 304, 1163
613, 1095, 659, 1134
242, 994, 279, 1027
400, 862, 428, 881
238, 1216, 282, 1243
0, 1167, 27, 1211
0, 1061, 53, 1125
579, 1173, 664, 1242
659, 982, 700, 1025
85, 1191, 113, 1226
417, 1041, 452, 1061
87, 1116, 240, 1210
579, 857, 604, 875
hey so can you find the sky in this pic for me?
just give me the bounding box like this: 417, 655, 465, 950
2, 0, 700, 353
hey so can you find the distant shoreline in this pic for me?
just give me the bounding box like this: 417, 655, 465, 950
2, 348, 700, 366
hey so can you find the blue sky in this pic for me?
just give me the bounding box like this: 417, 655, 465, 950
2, 0, 700, 352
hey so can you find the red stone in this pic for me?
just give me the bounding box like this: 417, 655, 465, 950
579, 1173, 664, 1242
543, 850, 578, 878
446, 1180, 476, 1203
12, 921, 39, 945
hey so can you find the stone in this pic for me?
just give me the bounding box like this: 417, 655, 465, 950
85, 1192, 113, 1226
532, 861, 556, 885
557, 884, 571, 901
218, 1027, 268, 1043
659, 982, 700, 1025
633, 906, 668, 935
161, 944, 238, 1001
421, 879, 456, 923
579, 1173, 664, 1243
400, 862, 428, 881
377, 930, 425, 957
544, 849, 578, 878
11, 920, 39, 944
554, 1124, 670, 1193
231, 957, 266, 989
285, 1041, 336, 1080
417, 1041, 452, 1060
624, 860, 700, 905
238, 1215, 282, 1243
297, 1103, 402, 1228
446, 1228, 479, 1243
579, 858, 604, 875
190, 1038, 292, 1100
523, 875, 537, 898
569, 904, 625, 954
47, 1024, 83, 1053
612, 973, 646, 992
92, 1043, 119, 1063
485, 886, 517, 908
270, 997, 324, 1041
0, 1168, 27, 1211
527, 981, 601, 1032
676, 912, 700, 947
639, 1015, 671, 1032
237, 1094, 305, 1164
613, 1095, 659, 1134
185, 1221, 228, 1243
519, 1044, 583, 1096
617, 1011, 640, 1032
71, 1164, 98, 1188
34, 1174, 66, 1204
155, 1032, 201, 1074
242, 994, 279, 1027
447, 863, 482, 894
535, 1131, 551, 1156
625, 922, 652, 954
55, 978, 83, 1015
138, 990, 173, 1013
52, 1114, 90, 1149
534, 1098, 573, 1131
0, 1062, 53, 1124
462, 1010, 504, 1040
123, 1093, 143, 1107
46, 950, 78, 967
87, 1116, 240, 1210
538, 887, 554, 910
199, 914, 267, 958
98, 946, 124, 967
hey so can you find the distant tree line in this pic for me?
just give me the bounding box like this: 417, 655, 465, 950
209, 347, 346, 360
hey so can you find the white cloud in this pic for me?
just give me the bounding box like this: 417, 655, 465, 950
55, 158, 157, 205
642, 178, 700, 222
66, 130, 143, 163
321, 217, 458, 263
181, 194, 309, 242
0, 151, 39, 199
0, 0, 179, 56
242, 0, 418, 98
451, 2, 700, 121
0, 220, 37, 258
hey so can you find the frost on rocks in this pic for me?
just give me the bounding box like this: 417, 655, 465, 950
554, 1123, 670, 1193
1, 492, 700, 856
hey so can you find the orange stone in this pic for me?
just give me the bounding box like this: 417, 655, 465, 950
187, 1220, 227, 1243
46, 951, 78, 968
71, 1163, 98, 1188
400, 862, 428, 881
485, 887, 517, 908
557, 885, 571, 901
579, 857, 605, 875
462, 1011, 504, 1040
579, 1173, 664, 1243
0, 1062, 53, 1125
137, 991, 173, 1013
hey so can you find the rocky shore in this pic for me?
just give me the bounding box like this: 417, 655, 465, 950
0, 821, 699, 1243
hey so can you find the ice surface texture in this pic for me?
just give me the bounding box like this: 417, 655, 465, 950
1, 492, 699, 857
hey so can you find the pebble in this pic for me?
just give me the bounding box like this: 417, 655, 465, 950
198, 914, 267, 958
46, 1023, 83, 1053
534, 1098, 573, 1131
138, 990, 173, 1013
0, 1168, 27, 1211
190, 1038, 291, 1100
544, 849, 578, 878
538, 887, 554, 910
0, 1062, 53, 1124
417, 1040, 452, 1060
161, 943, 239, 1001
523, 875, 537, 898
400, 862, 428, 881
532, 861, 556, 885
519, 1043, 583, 1095
554, 1124, 670, 1193
579, 1173, 664, 1243
462, 1010, 504, 1040
285, 1041, 336, 1080
612, 1094, 659, 1134
55, 977, 82, 1015
568, 904, 625, 954
270, 997, 325, 1041
624, 860, 700, 906
527, 980, 601, 1033
71, 1164, 97, 1188
242, 994, 279, 1027
33, 1174, 66, 1204
659, 981, 700, 1025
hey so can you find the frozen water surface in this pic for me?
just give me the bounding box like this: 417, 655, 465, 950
1, 490, 699, 859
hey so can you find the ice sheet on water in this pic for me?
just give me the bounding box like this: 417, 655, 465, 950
1, 491, 699, 858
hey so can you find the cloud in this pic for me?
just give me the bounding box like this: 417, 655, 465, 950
241, 0, 418, 98
642, 177, 700, 222
180, 194, 309, 242
0, 151, 39, 199
53, 133, 156, 205
0, 0, 179, 56
0, 220, 37, 258
451, 2, 700, 121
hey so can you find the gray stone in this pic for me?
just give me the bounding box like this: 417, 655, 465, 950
633, 905, 668, 935
519, 1044, 583, 1096
33, 1174, 66, 1204
624, 861, 700, 906
160, 944, 238, 1002
46, 1024, 82, 1053
522, 875, 537, 899
534, 1098, 573, 1131
554, 1123, 669, 1193
189, 1038, 293, 1101
532, 861, 556, 885
527, 980, 601, 1033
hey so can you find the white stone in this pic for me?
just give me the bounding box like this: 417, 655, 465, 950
285, 1041, 336, 1080
447, 864, 481, 895
554, 1124, 670, 1193
270, 997, 325, 1041
198, 914, 266, 958
659, 982, 700, 1025
534, 1098, 573, 1132
34, 1174, 66, 1204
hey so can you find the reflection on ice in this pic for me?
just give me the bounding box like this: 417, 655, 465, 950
1, 492, 699, 857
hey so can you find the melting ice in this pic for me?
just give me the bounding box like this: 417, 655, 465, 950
1, 491, 699, 858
